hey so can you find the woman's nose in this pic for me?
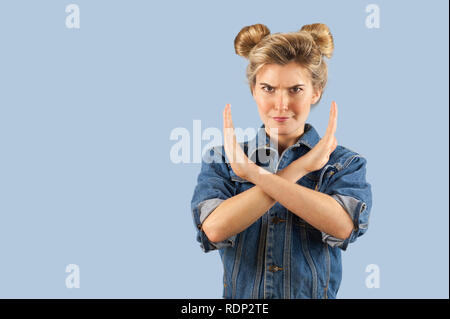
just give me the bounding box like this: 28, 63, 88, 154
274, 92, 289, 111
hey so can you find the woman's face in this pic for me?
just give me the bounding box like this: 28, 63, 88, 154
252, 61, 321, 142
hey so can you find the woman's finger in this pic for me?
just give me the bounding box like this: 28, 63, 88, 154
223, 104, 236, 160
227, 104, 234, 128
224, 104, 230, 128
331, 101, 338, 135
326, 101, 338, 137
224, 105, 228, 126
223, 105, 227, 127
325, 101, 334, 137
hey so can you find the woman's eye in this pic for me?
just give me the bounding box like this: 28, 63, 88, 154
262, 86, 302, 93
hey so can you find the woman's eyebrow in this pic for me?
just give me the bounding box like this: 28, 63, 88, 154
259, 82, 305, 88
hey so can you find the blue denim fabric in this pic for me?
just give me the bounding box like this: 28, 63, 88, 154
190, 122, 373, 299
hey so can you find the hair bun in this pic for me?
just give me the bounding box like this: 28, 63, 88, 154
300, 23, 334, 59
234, 24, 271, 58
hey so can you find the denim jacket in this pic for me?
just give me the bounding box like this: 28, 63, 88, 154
190, 122, 372, 299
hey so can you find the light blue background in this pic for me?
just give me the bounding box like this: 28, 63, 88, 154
0, 0, 448, 298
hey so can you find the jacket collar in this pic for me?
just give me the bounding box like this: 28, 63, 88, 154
247, 122, 321, 160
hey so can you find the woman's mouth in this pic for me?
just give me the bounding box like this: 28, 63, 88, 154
273, 117, 290, 122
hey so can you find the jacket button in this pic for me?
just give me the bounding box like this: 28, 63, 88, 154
268, 265, 283, 272
271, 216, 286, 224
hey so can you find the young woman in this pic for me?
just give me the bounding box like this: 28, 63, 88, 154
191, 23, 372, 299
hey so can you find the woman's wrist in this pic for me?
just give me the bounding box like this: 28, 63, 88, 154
247, 159, 309, 185
246, 163, 269, 185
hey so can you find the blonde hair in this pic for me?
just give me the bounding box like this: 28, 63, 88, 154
234, 23, 334, 105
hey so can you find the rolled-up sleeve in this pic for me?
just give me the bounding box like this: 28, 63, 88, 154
321, 155, 373, 251
190, 146, 237, 253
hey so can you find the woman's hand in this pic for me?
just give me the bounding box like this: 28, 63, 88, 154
299, 101, 338, 174
223, 104, 256, 180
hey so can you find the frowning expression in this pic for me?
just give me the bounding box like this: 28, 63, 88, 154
252, 61, 321, 138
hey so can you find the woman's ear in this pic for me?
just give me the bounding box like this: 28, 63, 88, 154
311, 89, 322, 105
